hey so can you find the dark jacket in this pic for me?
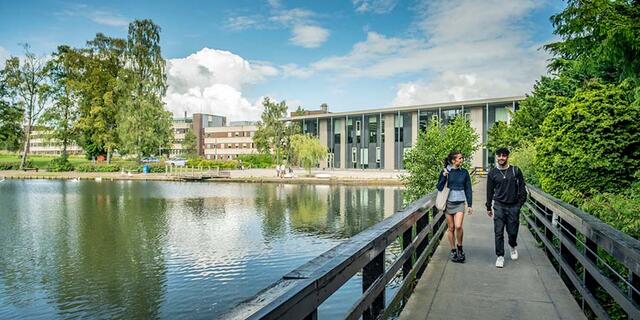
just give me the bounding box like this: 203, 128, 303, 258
485, 165, 527, 210
437, 167, 472, 207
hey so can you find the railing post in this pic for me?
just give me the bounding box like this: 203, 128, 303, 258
584, 237, 598, 310
416, 210, 429, 258
544, 206, 555, 262
304, 309, 318, 320
402, 226, 413, 278
560, 219, 577, 292
631, 271, 639, 306
363, 250, 385, 320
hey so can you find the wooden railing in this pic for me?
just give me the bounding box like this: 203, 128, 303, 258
222, 191, 446, 320
524, 185, 640, 319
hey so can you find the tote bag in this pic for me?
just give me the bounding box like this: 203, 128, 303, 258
435, 177, 449, 211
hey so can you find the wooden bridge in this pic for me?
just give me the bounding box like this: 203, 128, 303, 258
224, 177, 640, 319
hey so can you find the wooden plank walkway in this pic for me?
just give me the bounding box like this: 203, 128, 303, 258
400, 177, 586, 320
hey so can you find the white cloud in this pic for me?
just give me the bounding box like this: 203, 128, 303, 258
286, 0, 550, 105
57, 4, 129, 27
163, 48, 280, 121
225, 7, 329, 48
0, 46, 10, 68
290, 25, 330, 48
353, 0, 399, 14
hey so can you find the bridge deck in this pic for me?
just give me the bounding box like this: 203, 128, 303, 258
400, 177, 586, 320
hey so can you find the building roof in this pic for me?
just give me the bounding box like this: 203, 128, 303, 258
284, 96, 525, 121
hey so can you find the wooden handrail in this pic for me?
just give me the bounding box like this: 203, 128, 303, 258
222, 191, 445, 319
524, 184, 640, 319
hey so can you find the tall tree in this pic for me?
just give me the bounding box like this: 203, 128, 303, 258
182, 128, 197, 158
117, 19, 172, 158
0, 71, 23, 151
74, 33, 127, 162
253, 97, 299, 164
40, 45, 79, 158
3, 44, 52, 169
291, 134, 327, 175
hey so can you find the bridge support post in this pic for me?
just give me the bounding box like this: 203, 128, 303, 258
303, 309, 318, 320
560, 220, 577, 292
363, 250, 385, 320
631, 271, 639, 306
402, 225, 413, 278
584, 237, 599, 311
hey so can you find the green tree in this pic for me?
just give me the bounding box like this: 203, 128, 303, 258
73, 33, 127, 161
182, 128, 197, 158
40, 45, 80, 159
291, 134, 327, 175
0, 73, 23, 151
254, 98, 300, 164
292, 105, 305, 116
3, 44, 52, 169
117, 19, 172, 159
402, 116, 480, 202
536, 80, 640, 200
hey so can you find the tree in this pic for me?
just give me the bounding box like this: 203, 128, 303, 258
292, 106, 305, 116
73, 33, 127, 161
117, 19, 172, 158
291, 134, 327, 175
536, 80, 640, 200
402, 116, 480, 202
40, 45, 80, 158
254, 97, 295, 164
0, 73, 23, 151
3, 44, 52, 169
183, 128, 197, 158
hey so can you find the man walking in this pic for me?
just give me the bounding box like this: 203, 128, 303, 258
486, 148, 527, 268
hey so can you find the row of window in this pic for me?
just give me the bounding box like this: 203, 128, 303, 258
205, 154, 241, 160
204, 143, 255, 149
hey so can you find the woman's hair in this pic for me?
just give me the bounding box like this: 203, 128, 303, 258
444, 151, 462, 167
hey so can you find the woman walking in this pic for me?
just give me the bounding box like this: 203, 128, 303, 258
437, 151, 473, 263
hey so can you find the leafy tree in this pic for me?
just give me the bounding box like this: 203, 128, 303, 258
403, 116, 479, 202
536, 80, 640, 200
117, 19, 172, 158
182, 128, 197, 158
0, 74, 23, 151
73, 33, 127, 161
40, 45, 80, 158
292, 106, 305, 116
254, 98, 300, 164
3, 44, 52, 169
291, 134, 327, 175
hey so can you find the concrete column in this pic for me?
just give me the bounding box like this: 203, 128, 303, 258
319, 119, 328, 169
384, 113, 395, 170
411, 111, 418, 146
340, 118, 346, 169
470, 106, 484, 168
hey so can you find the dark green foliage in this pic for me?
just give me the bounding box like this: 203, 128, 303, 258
0, 79, 23, 151
536, 80, 640, 199
76, 164, 121, 172
237, 154, 274, 168
47, 155, 74, 172
403, 116, 479, 202
186, 158, 238, 169
137, 163, 165, 173
0, 161, 32, 170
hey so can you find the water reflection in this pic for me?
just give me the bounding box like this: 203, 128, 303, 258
0, 180, 402, 319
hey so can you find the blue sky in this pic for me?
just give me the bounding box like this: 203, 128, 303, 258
0, 0, 566, 121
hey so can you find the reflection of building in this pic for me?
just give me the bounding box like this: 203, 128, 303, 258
287, 96, 524, 170
170, 113, 227, 156
27, 130, 83, 155
203, 122, 258, 160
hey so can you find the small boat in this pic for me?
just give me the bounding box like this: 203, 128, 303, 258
71, 177, 80, 182
94, 177, 102, 182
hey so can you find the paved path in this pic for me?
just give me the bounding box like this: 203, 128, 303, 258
400, 177, 586, 320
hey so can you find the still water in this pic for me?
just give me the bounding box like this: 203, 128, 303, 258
0, 180, 404, 319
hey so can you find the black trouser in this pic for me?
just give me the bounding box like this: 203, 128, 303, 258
493, 203, 520, 257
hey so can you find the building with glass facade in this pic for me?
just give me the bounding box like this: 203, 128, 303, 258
287, 96, 524, 170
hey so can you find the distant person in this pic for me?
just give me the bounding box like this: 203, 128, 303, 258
437, 151, 473, 263
276, 164, 280, 178
486, 148, 527, 268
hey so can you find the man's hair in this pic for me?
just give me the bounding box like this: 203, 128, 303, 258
495, 147, 510, 156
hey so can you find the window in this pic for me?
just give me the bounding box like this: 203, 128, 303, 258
227, 132, 232, 137
352, 147, 357, 164
369, 117, 377, 143
235, 132, 240, 137
376, 147, 381, 163
495, 107, 508, 122
381, 118, 385, 143
347, 119, 353, 144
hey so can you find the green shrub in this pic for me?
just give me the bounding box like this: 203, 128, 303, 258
76, 164, 121, 172
509, 142, 539, 187
187, 158, 237, 169
47, 156, 74, 172
0, 161, 33, 170
137, 163, 166, 173
237, 154, 273, 168
536, 80, 640, 199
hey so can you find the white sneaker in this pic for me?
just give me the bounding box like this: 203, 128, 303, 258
496, 256, 504, 268
510, 247, 518, 260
